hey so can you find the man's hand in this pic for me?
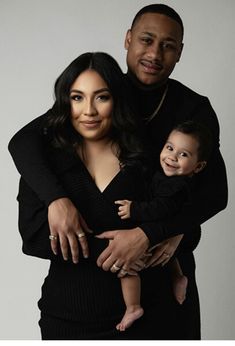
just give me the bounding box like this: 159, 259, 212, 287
48, 197, 91, 263
146, 234, 184, 267
96, 227, 149, 272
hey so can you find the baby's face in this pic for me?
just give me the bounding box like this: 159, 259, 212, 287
160, 130, 202, 177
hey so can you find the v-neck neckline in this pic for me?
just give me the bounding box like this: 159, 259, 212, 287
79, 157, 122, 194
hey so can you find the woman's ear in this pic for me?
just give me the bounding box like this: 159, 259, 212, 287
194, 161, 207, 174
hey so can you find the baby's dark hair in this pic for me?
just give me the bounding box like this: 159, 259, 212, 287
131, 3, 184, 39
172, 121, 213, 161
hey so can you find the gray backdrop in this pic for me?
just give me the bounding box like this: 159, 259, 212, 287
1, 0, 234, 340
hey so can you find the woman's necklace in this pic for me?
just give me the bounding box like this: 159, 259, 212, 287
144, 84, 168, 123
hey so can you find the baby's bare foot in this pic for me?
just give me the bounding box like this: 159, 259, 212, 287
116, 306, 144, 332
173, 275, 188, 304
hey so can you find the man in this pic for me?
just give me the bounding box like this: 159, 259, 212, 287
9, 4, 227, 339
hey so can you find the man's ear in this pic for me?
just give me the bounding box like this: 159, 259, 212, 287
124, 29, 132, 50
177, 42, 184, 62
194, 161, 207, 174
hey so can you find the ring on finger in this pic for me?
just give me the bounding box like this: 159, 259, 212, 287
163, 252, 170, 258
77, 232, 85, 239
111, 264, 120, 272
120, 268, 128, 275
49, 235, 57, 241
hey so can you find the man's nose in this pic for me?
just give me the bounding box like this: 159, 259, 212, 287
146, 42, 163, 61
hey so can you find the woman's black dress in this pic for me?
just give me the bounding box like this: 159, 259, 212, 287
17, 148, 182, 340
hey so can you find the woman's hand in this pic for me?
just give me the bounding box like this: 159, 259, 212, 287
48, 197, 91, 263
145, 234, 184, 267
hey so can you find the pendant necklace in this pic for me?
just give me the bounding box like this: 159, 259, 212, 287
144, 84, 168, 123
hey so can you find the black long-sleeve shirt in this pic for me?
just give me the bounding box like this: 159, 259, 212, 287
130, 171, 192, 222
127, 77, 228, 246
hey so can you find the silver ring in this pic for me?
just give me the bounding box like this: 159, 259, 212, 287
49, 235, 57, 241
120, 268, 128, 275
77, 232, 85, 239
111, 264, 120, 272
163, 252, 170, 258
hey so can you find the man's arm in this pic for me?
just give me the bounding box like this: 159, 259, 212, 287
141, 95, 228, 246
96, 227, 150, 271
8, 109, 68, 206
97, 149, 227, 270
17, 177, 89, 263
9, 110, 89, 259
97, 97, 228, 268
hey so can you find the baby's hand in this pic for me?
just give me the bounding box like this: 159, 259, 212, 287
114, 200, 132, 219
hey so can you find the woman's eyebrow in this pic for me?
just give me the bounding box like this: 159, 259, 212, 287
70, 88, 110, 94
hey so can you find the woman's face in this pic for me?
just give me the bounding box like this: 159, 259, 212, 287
70, 69, 113, 142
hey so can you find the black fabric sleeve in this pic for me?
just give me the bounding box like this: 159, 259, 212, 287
17, 177, 109, 261
130, 176, 189, 222
8, 110, 68, 206
17, 177, 57, 260
140, 98, 228, 247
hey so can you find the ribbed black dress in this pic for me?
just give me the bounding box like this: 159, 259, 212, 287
17, 148, 180, 340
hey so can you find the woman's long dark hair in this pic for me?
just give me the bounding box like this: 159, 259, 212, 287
45, 52, 146, 168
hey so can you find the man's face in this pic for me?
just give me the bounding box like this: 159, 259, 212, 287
125, 13, 183, 86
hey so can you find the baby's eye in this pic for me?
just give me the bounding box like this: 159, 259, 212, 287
179, 152, 188, 157
166, 145, 173, 151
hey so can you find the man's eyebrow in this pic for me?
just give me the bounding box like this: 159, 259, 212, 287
141, 31, 177, 42
141, 31, 156, 37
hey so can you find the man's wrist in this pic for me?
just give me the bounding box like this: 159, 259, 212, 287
47, 195, 70, 208
138, 222, 165, 248
134, 226, 150, 250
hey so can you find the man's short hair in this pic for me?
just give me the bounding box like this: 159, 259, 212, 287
131, 4, 184, 39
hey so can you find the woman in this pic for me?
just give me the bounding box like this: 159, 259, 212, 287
16, 52, 181, 340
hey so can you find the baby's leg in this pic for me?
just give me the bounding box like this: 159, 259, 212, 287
116, 275, 144, 331
170, 258, 188, 305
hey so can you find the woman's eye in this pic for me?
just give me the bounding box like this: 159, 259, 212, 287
97, 94, 111, 101
70, 94, 82, 101
166, 145, 173, 151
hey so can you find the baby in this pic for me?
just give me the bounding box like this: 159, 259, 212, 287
115, 121, 213, 331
